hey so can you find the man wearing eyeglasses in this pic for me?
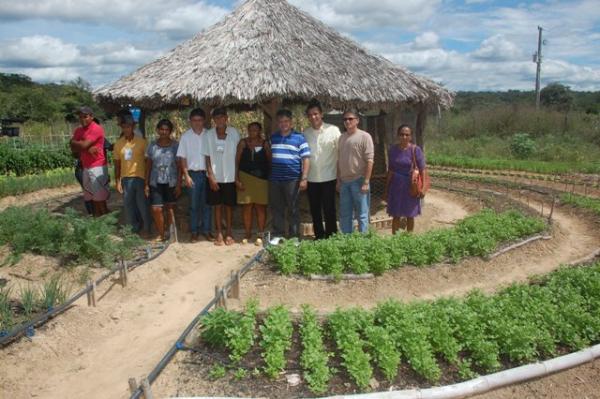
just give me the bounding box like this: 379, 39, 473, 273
337, 109, 374, 233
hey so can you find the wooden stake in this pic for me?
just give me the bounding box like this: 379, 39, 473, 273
214, 285, 221, 308
128, 378, 138, 395
91, 280, 97, 307
229, 271, 240, 300
141, 377, 153, 399
220, 288, 228, 309
86, 281, 92, 307
120, 260, 128, 287
548, 195, 556, 222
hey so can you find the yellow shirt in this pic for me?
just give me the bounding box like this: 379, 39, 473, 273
114, 136, 147, 179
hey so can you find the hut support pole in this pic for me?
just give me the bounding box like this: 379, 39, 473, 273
415, 103, 428, 150
261, 98, 281, 136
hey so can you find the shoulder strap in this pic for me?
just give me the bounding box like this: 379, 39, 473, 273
411, 144, 417, 170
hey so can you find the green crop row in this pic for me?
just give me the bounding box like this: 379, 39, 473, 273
0, 206, 142, 267
560, 193, 600, 217
428, 154, 600, 175
196, 262, 600, 393
268, 209, 547, 278
0, 140, 74, 176
0, 167, 76, 198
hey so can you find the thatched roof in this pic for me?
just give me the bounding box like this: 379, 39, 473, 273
94, 0, 453, 111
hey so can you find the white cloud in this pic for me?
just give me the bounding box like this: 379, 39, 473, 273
0, 35, 80, 68
0, 0, 228, 39
472, 34, 523, 61
289, 0, 442, 30
412, 31, 440, 50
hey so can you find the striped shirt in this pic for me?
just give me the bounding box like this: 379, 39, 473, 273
270, 130, 311, 181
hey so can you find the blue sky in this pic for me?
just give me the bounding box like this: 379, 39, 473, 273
0, 0, 599, 91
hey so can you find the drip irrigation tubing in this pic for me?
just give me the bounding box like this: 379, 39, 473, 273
128, 248, 266, 399
0, 241, 169, 347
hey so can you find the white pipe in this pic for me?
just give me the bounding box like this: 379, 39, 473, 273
173, 343, 600, 399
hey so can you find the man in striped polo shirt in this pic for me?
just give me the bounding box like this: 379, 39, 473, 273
269, 109, 311, 238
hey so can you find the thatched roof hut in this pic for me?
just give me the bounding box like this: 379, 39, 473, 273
94, 0, 453, 113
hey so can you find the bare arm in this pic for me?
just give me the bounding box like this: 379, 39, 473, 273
179, 157, 193, 188
235, 140, 245, 189
114, 159, 122, 193
206, 155, 219, 191
299, 157, 310, 191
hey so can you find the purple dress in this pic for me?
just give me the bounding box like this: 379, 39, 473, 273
387, 145, 425, 218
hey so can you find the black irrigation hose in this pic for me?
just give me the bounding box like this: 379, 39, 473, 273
0, 242, 169, 347
129, 248, 265, 399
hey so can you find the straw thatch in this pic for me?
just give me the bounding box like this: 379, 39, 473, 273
94, 0, 453, 111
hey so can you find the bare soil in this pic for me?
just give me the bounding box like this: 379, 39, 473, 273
1, 186, 599, 399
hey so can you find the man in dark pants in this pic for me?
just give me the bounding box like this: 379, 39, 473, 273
303, 100, 341, 239
268, 109, 310, 238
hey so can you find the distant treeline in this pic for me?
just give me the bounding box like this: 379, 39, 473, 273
452, 85, 600, 114
0, 73, 102, 123
1, 72, 599, 122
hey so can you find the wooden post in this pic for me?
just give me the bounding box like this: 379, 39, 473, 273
140, 377, 153, 399
229, 271, 240, 300
86, 281, 92, 306
221, 288, 228, 309
128, 378, 138, 395
261, 98, 282, 136
120, 260, 128, 287
214, 285, 221, 308
415, 103, 428, 150
548, 195, 556, 222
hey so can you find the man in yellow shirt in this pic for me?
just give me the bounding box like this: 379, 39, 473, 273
113, 113, 151, 235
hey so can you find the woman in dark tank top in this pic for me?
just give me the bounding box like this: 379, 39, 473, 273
235, 122, 271, 244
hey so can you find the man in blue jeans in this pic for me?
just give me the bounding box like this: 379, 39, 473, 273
337, 109, 374, 233
177, 108, 214, 242
269, 109, 311, 238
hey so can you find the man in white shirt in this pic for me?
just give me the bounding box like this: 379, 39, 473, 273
303, 100, 341, 239
176, 108, 213, 242
203, 107, 240, 246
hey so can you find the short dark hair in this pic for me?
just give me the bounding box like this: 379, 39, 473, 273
397, 124, 412, 132
156, 118, 174, 131
305, 99, 322, 114
248, 121, 262, 131
189, 108, 206, 119
342, 108, 360, 118
211, 107, 228, 117
118, 113, 135, 126
276, 109, 293, 119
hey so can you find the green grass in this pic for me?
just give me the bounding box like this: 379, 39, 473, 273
0, 167, 76, 198
560, 193, 600, 216
427, 154, 600, 175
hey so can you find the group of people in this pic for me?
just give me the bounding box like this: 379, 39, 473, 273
69, 100, 427, 244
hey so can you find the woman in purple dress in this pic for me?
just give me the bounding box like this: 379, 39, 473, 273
384, 125, 426, 233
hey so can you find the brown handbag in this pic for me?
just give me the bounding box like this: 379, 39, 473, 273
409, 145, 430, 198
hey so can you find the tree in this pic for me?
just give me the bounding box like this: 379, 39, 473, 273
540, 82, 573, 112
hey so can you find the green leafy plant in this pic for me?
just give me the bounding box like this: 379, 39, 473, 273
19, 285, 38, 317
299, 305, 332, 394
259, 305, 293, 378
0, 287, 13, 330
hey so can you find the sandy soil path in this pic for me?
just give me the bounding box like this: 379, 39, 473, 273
0, 241, 258, 399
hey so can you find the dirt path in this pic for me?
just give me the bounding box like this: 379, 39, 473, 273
0, 185, 81, 212
234, 191, 599, 312
0, 241, 258, 399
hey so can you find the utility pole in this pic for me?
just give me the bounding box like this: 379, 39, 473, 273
534, 26, 543, 110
